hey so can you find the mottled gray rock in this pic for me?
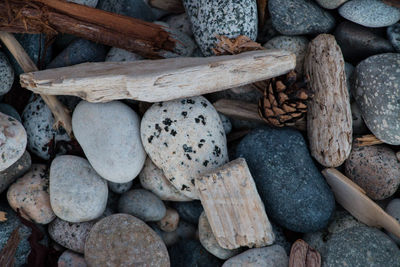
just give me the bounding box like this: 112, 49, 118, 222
219, 113, 232, 134
323, 226, 400, 266
223, 245, 288, 267
353, 53, 400, 145
164, 13, 193, 37
97, 0, 167, 21
141, 96, 228, 199
339, 0, 400, 28
118, 189, 166, 221
105, 47, 143, 62
351, 102, 369, 134
108, 180, 132, 194
316, 0, 348, 9
0, 150, 31, 194
169, 239, 220, 267
0, 51, 14, 96
269, 0, 335, 35
385, 199, 400, 245
388, 23, 400, 52
183, 0, 257, 56
67, 0, 98, 6
50, 155, 108, 223
0, 103, 21, 122
72, 101, 146, 183
58, 250, 87, 267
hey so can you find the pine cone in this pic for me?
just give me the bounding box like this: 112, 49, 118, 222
257, 70, 312, 127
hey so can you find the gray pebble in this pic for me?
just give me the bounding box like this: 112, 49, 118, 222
388, 23, 400, 52
223, 245, 288, 267
108, 180, 132, 194
315, 0, 348, 9
67, 0, 98, 7
164, 13, 194, 37
0, 52, 14, 96
58, 250, 87, 267
219, 113, 232, 134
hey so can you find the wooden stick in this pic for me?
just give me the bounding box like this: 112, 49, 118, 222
148, 0, 185, 13
20, 50, 296, 103
0, 211, 6, 222
322, 168, 400, 239
354, 134, 384, 147
0, 32, 72, 136
289, 239, 321, 267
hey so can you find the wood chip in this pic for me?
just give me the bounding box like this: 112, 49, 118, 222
0, 227, 20, 267
354, 134, 384, 147
212, 35, 265, 56
289, 239, 321, 267
0, 211, 6, 222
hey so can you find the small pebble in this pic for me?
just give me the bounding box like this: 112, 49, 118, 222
0, 103, 21, 122
0, 150, 31, 194
107, 180, 132, 194
58, 250, 87, 267
388, 23, 400, 52
153, 220, 197, 246
164, 13, 193, 37
50, 155, 108, 223
315, 0, 348, 9
169, 239, 220, 267
172, 200, 204, 225
67, 0, 98, 7
157, 208, 180, 232
0, 51, 14, 96
219, 113, 232, 134
105, 47, 143, 62
118, 189, 166, 221
7, 164, 55, 224
222, 245, 288, 267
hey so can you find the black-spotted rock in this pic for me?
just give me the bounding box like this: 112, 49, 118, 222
388, 23, 400, 52
169, 239, 220, 267
222, 245, 288, 267
141, 96, 228, 199
323, 226, 400, 266
50, 155, 108, 223
269, 0, 335, 35
48, 217, 95, 253
0, 150, 31, 194
353, 53, 400, 145
172, 200, 203, 225
72, 101, 146, 183
236, 127, 335, 233
58, 250, 87, 267
385, 198, 400, 244
182, 0, 257, 56
0, 51, 14, 96
84, 214, 170, 266
107, 180, 132, 194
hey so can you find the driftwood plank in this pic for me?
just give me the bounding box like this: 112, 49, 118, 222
20, 50, 296, 103
196, 158, 275, 249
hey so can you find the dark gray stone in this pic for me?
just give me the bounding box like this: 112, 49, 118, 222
171, 200, 203, 225
315, 0, 348, 9
269, 0, 335, 35
236, 127, 335, 233
388, 23, 400, 52
334, 22, 394, 64
323, 226, 400, 267
0, 51, 14, 96
0, 151, 31, 194
351, 102, 369, 135
0, 103, 21, 122
353, 53, 400, 145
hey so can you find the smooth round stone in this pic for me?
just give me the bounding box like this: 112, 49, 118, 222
58, 250, 87, 267
353, 53, 400, 145
7, 164, 55, 224
157, 208, 180, 232
323, 226, 400, 266
50, 155, 108, 223
0, 103, 21, 122
139, 157, 191, 201
164, 13, 193, 37
264, 36, 309, 74
345, 145, 400, 200
269, 0, 335, 35
0, 112, 27, 171
198, 212, 241, 260
0, 52, 14, 96
67, 0, 98, 7
73, 101, 146, 183
169, 239, 220, 267
141, 96, 228, 199
105, 47, 143, 62
334, 22, 394, 63
385, 199, 400, 244
315, 0, 348, 9
222, 245, 288, 267
152, 220, 197, 247
0, 150, 31, 194
172, 200, 203, 225
339, 0, 400, 28
183, 0, 257, 56
388, 23, 400, 52
97, 0, 166, 21
219, 113, 232, 134
48, 217, 95, 253
85, 214, 170, 266
236, 127, 335, 233
118, 189, 166, 221
351, 102, 368, 135
108, 180, 132, 194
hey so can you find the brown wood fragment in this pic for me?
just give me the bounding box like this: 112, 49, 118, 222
305, 34, 352, 167
0, 227, 20, 267
0, 211, 6, 222
148, 0, 185, 13
289, 239, 321, 267
196, 158, 275, 249
257, 0, 269, 28
354, 134, 384, 147
383, 0, 400, 8
213, 35, 265, 56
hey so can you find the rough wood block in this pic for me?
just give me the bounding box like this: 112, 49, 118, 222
196, 158, 274, 249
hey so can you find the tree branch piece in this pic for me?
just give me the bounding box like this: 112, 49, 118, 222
354, 134, 384, 147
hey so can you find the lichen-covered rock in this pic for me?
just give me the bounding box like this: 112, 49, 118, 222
0, 150, 31, 194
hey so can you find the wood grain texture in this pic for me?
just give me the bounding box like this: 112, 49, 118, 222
289, 239, 321, 267
305, 34, 352, 167
20, 50, 296, 103
354, 134, 384, 147
196, 158, 274, 249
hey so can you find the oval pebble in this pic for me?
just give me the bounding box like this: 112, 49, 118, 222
141, 96, 228, 199
50, 155, 108, 223
107, 180, 132, 194
157, 208, 180, 232
72, 101, 146, 183
315, 0, 348, 9
58, 250, 87, 267
222, 245, 288, 267
0, 51, 14, 96
85, 214, 170, 266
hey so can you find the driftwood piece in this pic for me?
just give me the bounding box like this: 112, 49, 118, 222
148, 0, 185, 13
20, 50, 296, 103
289, 239, 321, 267
0, 211, 6, 222
322, 168, 400, 239
196, 158, 275, 249
0, 227, 20, 267
0, 32, 73, 136
354, 134, 384, 147
305, 34, 352, 167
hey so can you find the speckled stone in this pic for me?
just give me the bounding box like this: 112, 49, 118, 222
271, 223, 291, 254
315, 0, 348, 9
323, 226, 400, 266
223, 245, 288, 267
67, 0, 98, 7
388, 23, 400, 52
0, 103, 21, 122
0, 150, 31, 194
7, 164, 55, 224
50, 155, 108, 223
236, 127, 335, 233
157, 208, 180, 232
97, 0, 167, 21
0, 51, 14, 96
264, 36, 309, 74
105, 47, 143, 62
139, 157, 191, 201
118, 189, 166, 221
164, 13, 193, 37
169, 239, 220, 267
107, 180, 132, 194
152, 220, 197, 247
385, 199, 400, 244
141, 96, 228, 199
219, 113, 232, 134
353, 53, 400, 145
339, 0, 400, 28
0, 112, 27, 171
72, 101, 146, 183
269, 0, 335, 35
198, 212, 241, 260
48, 217, 95, 253
334, 22, 394, 63
351, 102, 368, 135
58, 250, 87, 267
85, 214, 170, 266
183, 0, 257, 56
172, 200, 204, 225
345, 145, 400, 200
